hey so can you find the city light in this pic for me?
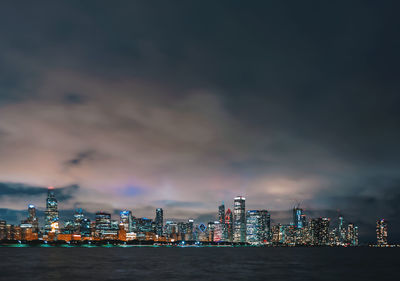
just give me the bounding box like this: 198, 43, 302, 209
0, 191, 386, 247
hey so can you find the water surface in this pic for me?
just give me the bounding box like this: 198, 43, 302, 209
0, 247, 398, 281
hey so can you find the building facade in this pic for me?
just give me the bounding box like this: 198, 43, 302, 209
233, 196, 246, 242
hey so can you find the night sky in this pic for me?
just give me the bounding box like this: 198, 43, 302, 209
1, 1, 400, 243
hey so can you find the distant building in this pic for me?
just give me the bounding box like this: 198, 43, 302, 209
246, 210, 270, 243
311, 218, 330, 245
155, 208, 163, 236
376, 219, 388, 246
233, 196, 246, 242
27, 204, 39, 233
136, 218, 153, 233
95, 212, 111, 236
120, 210, 132, 232
207, 221, 215, 242
225, 209, 233, 242
347, 223, 359, 246
186, 219, 194, 241
338, 215, 346, 243
213, 221, 223, 242
0, 220, 6, 240
218, 203, 226, 240
74, 208, 84, 232
293, 207, 305, 229
44, 187, 59, 234
80, 218, 91, 236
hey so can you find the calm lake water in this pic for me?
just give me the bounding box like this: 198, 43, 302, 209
0, 247, 398, 281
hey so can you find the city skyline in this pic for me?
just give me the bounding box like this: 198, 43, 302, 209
0, 186, 389, 245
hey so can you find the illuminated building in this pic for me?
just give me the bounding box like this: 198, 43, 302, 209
27, 204, 39, 233
338, 215, 346, 243
74, 208, 84, 232
293, 206, 305, 229
271, 224, 284, 243
0, 220, 6, 240
120, 210, 132, 232
218, 203, 226, 240
155, 208, 163, 236
207, 221, 215, 241
186, 219, 194, 241
311, 218, 330, 245
376, 219, 388, 246
136, 218, 153, 233
225, 209, 233, 242
44, 187, 59, 234
164, 221, 177, 237
178, 222, 187, 240
95, 212, 111, 236
80, 218, 91, 236
233, 196, 246, 242
63, 220, 75, 234
246, 210, 270, 243
118, 223, 127, 241
213, 221, 223, 242
346, 223, 359, 246
23, 227, 38, 241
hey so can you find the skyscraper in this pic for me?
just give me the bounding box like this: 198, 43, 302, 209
246, 210, 270, 243
0, 220, 6, 240
376, 219, 388, 246
338, 214, 346, 243
74, 208, 84, 233
233, 196, 246, 242
213, 221, 223, 242
95, 212, 111, 236
225, 208, 233, 242
27, 204, 39, 233
218, 203, 226, 240
44, 187, 59, 234
311, 217, 330, 245
120, 210, 132, 232
186, 219, 194, 241
293, 206, 305, 229
218, 203, 225, 224
346, 223, 359, 246
155, 208, 163, 236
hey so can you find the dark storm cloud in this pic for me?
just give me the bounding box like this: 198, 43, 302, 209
0, 182, 79, 201
0, 1, 400, 242
63, 93, 88, 105
65, 150, 96, 167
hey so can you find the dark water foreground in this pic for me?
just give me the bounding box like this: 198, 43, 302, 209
0, 247, 398, 281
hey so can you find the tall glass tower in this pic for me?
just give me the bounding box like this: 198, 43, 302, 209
27, 204, 39, 233
120, 210, 132, 232
225, 208, 233, 242
218, 203, 226, 240
293, 207, 304, 229
233, 196, 246, 242
44, 187, 59, 234
155, 208, 164, 236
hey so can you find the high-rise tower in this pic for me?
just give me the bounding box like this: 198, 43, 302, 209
155, 208, 164, 236
293, 206, 305, 229
233, 196, 246, 242
376, 219, 388, 246
120, 210, 132, 232
44, 187, 59, 234
27, 204, 39, 233
225, 208, 233, 242
218, 203, 226, 240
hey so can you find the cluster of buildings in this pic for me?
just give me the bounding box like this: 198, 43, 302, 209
0, 188, 389, 246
